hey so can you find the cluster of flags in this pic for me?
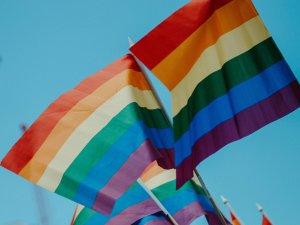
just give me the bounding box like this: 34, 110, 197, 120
1, 0, 299, 224
221, 197, 273, 225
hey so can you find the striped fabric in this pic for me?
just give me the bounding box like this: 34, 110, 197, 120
130, 0, 300, 187
1, 54, 173, 215
230, 212, 242, 225
140, 162, 215, 225
70, 183, 161, 225
70, 162, 220, 225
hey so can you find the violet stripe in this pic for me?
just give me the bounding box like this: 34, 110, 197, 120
173, 201, 206, 225
92, 140, 161, 215
106, 199, 161, 225
177, 81, 300, 187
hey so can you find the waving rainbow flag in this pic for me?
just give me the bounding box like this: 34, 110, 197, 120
70, 162, 223, 225
1, 54, 173, 215
130, 0, 300, 187
70, 182, 161, 225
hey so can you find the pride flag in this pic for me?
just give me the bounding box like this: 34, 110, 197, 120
70, 162, 221, 225
70, 183, 161, 225
140, 162, 215, 225
1, 54, 173, 215
130, 0, 300, 187
262, 215, 272, 225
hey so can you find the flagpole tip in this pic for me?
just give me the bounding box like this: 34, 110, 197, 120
220, 195, 228, 204
128, 36, 134, 47
256, 203, 263, 212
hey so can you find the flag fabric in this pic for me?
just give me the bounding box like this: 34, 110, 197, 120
133, 212, 173, 225
140, 162, 222, 225
205, 212, 232, 225
70, 161, 225, 225
130, 0, 300, 187
0, 54, 173, 215
230, 212, 242, 225
262, 215, 272, 225
69, 182, 162, 225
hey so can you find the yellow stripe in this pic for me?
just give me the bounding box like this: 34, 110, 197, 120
144, 169, 176, 190
35, 86, 160, 191
171, 16, 270, 116
19, 69, 153, 183
152, 0, 259, 90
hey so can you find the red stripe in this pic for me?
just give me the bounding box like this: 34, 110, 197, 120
130, 0, 233, 69
176, 81, 300, 188
0, 54, 140, 173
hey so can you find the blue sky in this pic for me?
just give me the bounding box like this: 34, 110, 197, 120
0, 0, 299, 224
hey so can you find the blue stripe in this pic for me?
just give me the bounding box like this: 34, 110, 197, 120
161, 190, 215, 215
74, 120, 172, 207
175, 60, 296, 166
85, 183, 150, 224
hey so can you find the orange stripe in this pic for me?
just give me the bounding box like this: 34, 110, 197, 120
140, 161, 165, 182
152, 0, 258, 90
19, 69, 150, 182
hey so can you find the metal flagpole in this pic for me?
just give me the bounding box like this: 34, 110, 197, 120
137, 179, 179, 225
221, 195, 244, 225
128, 38, 178, 225
129, 37, 227, 225
256, 203, 273, 224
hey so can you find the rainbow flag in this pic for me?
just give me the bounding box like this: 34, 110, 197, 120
70, 183, 161, 225
70, 162, 221, 225
140, 162, 215, 225
130, 0, 300, 187
0, 54, 173, 215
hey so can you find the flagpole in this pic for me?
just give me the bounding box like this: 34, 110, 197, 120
137, 179, 179, 225
256, 203, 273, 224
128, 38, 178, 225
221, 195, 244, 225
129, 37, 227, 225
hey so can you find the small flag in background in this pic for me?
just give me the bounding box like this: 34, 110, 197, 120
1, 54, 173, 215
256, 203, 273, 225
262, 215, 272, 225
230, 212, 242, 225
130, 0, 300, 187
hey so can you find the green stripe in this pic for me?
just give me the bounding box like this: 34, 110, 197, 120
151, 179, 206, 202
174, 38, 283, 140
73, 208, 96, 225
55, 102, 169, 199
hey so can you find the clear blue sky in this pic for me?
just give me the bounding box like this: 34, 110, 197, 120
0, 1, 299, 224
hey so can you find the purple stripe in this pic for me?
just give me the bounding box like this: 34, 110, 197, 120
173, 201, 205, 225
176, 81, 300, 187
145, 219, 173, 225
92, 140, 161, 215
106, 199, 161, 225
157, 148, 175, 169
205, 212, 232, 225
